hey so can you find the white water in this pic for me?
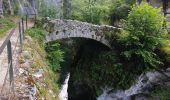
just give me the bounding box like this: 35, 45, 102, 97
57, 69, 170, 100
97, 69, 170, 100
59, 73, 70, 100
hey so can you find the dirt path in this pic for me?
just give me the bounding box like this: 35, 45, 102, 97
0, 21, 33, 95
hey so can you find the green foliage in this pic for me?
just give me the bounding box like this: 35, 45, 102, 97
38, 0, 59, 18
124, 0, 136, 5
110, 0, 131, 24
126, 3, 165, 35
158, 40, 170, 65
24, 34, 60, 99
0, 17, 15, 37
151, 86, 170, 100
26, 27, 64, 72
73, 50, 133, 94
13, 3, 20, 15
91, 51, 133, 89
45, 42, 64, 72
107, 0, 136, 26
72, 0, 112, 24
26, 28, 46, 42
120, 3, 167, 71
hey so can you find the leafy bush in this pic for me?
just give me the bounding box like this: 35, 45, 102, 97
38, 0, 59, 18
120, 3, 167, 71
111, 4, 130, 21
71, 0, 135, 25
90, 51, 133, 89
72, 0, 112, 24
109, 0, 131, 25
45, 42, 64, 72
26, 28, 46, 42
73, 50, 133, 94
158, 40, 170, 66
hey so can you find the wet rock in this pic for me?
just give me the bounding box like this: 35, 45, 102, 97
97, 89, 130, 100
98, 68, 170, 100
130, 93, 160, 100
167, 68, 170, 72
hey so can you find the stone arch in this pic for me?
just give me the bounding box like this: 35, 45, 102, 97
45, 19, 121, 49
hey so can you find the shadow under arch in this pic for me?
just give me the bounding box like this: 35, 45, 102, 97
47, 37, 111, 100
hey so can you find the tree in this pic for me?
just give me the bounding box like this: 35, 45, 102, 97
72, 0, 112, 24
120, 3, 167, 72
63, 0, 71, 19
7, 0, 14, 15
0, 0, 3, 18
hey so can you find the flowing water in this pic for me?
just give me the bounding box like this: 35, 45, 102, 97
59, 72, 146, 100
97, 69, 170, 100
59, 73, 70, 100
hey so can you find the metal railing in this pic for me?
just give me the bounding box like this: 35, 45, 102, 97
0, 17, 28, 97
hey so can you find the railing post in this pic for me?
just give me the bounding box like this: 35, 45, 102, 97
7, 40, 14, 93
19, 20, 22, 52
26, 15, 28, 30
22, 17, 25, 39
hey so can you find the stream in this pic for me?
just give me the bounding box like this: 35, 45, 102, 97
59, 68, 170, 100
59, 73, 70, 100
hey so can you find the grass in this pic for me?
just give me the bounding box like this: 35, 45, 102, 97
24, 28, 60, 99
0, 17, 16, 38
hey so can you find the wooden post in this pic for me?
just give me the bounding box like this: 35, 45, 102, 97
22, 18, 25, 39
7, 40, 14, 92
26, 15, 28, 30
19, 21, 22, 52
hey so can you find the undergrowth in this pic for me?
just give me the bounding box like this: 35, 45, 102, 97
0, 17, 15, 38
151, 86, 170, 100
25, 27, 62, 99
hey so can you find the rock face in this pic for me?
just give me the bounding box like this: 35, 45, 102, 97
45, 19, 121, 48
97, 68, 170, 100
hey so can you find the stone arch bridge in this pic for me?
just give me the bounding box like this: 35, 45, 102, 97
45, 19, 121, 48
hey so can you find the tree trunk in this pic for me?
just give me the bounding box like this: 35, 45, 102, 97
63, 0, 71, 19
0, 0, 3, 18
162, 0, 168, 16
7, 0, 14, 15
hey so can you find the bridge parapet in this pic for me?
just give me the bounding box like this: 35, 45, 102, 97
45, 19, 121, 48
